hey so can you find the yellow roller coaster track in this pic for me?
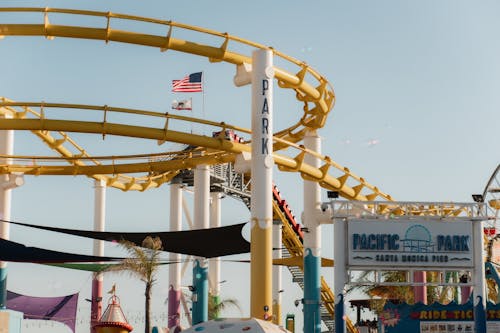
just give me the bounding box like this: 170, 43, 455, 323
1, 7, 464, 332
0, 99, 394, 203
0, 7, 397, 203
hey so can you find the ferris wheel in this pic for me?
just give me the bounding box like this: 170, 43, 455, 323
479, 164, 500, 237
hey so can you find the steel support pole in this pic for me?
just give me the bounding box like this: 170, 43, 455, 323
250, 48, 274, 321
303, 130, 321, 333
209, 191, 222, 318
192, 164, 210, 324
0, 121, 13, 309
334, 217, 346, 333
272, 220, 282, 325
168, 180, 183, 329
473, 219, 487, 333
90, 179, 106, 333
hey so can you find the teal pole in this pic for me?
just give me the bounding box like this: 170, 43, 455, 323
474, 295, 486, 333
304, 249, 321, 333
334, 294, 345, 333
303, 130, 322, 333
0, 266, 6, 308
192, 260, 208, 324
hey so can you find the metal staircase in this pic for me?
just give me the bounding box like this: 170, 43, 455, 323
273, 198, 337, 332
175, 163, 357, 333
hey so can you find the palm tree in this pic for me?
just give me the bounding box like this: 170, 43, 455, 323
349, 270, 460, 317
358, 271, 414, 305
106, 236, 163, 333
208, 292, 241, 320
181, 289, 241, 322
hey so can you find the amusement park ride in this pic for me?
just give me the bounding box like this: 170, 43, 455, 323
0, 7, 498, 333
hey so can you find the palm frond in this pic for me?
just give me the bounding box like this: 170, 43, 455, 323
103, 236, 163, 333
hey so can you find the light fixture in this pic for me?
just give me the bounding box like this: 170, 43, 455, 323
472, 194, 484, 203
327, 191, 339, 199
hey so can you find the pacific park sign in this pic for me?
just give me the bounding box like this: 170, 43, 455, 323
347, 220, 474, 269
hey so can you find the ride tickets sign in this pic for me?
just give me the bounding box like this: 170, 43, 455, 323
347, 220, 474, 268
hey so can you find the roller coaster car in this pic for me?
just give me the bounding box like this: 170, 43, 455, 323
212, 130, 244, 143
484, 227, 496, 237
272, 185, 284, 205
272, 185, 286, 212
281, 201, 303, 237
272, 184, 304, 239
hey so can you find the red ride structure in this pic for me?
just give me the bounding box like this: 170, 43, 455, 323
272, 184, 304, 241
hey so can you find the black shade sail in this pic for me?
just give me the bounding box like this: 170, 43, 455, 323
0, 238, 122, 263
2, 220, 250, 258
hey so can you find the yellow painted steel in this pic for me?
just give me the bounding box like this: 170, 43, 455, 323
0, 7, 333, 145
272, 302, 282, 326
0, 100, 393, 203
0, 7, 395, 201
0, 8, 469, 330
490, 199, 500, 210
0, 8, 395, 333
250, 218, 273, 321
272, 256, 333, 267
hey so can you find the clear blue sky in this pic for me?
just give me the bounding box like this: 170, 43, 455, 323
1, 1, 499, 332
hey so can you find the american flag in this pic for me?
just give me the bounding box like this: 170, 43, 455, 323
172, 72, 203, 93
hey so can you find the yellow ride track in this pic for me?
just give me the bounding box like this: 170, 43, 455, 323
0, 7, 399, 332
0, 7, 393, 202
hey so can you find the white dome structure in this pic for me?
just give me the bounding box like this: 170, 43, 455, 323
182, 318, 291, 333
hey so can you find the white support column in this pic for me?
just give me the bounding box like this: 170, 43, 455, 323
473, 219, 487, 333
334, 217, 347, 333
209, 192, 222, 317
194, 164, 210, 229
272, 220, 282, 325
250, 48, 274, 321
169, 180, 183, 329
192, 164, 210, 324
90, 179, 106, 333
0, 120, 14, 308
303, 130, 322, 333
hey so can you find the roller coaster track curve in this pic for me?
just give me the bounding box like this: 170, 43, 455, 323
0, 8, 400, 333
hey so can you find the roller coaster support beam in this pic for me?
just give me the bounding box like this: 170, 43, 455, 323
192, 164, 210, 324
334, 215, 347, 333
250, 49, 274, 321
272, 219, 282, 325
209, 191, 222, 318
168, 179, 183, 330
0, 117, 18, 309
473, 219, 487, 333
303, 130, 322, 333
90, 179, 106, 333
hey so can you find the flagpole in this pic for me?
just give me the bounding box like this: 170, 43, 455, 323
202, 71, 205, 134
